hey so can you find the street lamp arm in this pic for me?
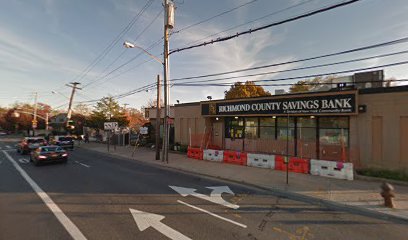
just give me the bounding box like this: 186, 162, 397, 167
14, 110, 48, 121
123, 41, 164, 65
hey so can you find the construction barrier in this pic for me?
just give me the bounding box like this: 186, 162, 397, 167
187, 147, 203, 160
310, 159, 354, 180
275, 156, 310, 174
203, 149, 224, 162
247, 153, 275, 169
223, 151, 247, 166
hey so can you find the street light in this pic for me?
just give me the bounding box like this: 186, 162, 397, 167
123, 41, 163, 65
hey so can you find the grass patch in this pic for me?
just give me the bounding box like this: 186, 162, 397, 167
356, 168, 408, 182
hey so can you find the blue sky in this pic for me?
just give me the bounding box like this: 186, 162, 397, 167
0, 0, 407, 110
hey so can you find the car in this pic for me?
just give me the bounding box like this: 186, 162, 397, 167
50, 136, 74, 150
30, 145, 68, 166
0, 131, 7, 136
17, 137, 47, 154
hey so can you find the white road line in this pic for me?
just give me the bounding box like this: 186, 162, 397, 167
75, 161, 90, 168
6, 145, 11, 149
18, 158, 29, 164
177, 200, 247, 228
2, 150, 87, 240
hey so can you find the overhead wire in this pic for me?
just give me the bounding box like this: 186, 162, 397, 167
169, 0, 361, 54
170, 49, 408, 85
83, 7, 164, 89
181, 0, 316, 47
170, 0, 258, 36
169, 36, 408, 81
172, 60, 408, 86
71, 0, 155, 85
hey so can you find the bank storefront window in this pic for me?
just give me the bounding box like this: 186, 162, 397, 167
260, 117, 276, 139
245, 117, 258, 139
319, 117, 349, 161
225, 117, 244, 139
297, 117, 317, 159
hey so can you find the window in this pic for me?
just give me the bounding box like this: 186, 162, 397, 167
319, 117, 349, 161
245, 118, 258, 139
260, 117, 275, 139
277, 117, 295, 141
297, 117, 317, 159
225, 117, 244, 139
319, 117, 349, 146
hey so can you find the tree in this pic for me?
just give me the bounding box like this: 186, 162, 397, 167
224, 81, 271, 99
126, 108, 147, 130
86, 97, 129, 129
73, 103, 91, 116
289, 76, 337, 93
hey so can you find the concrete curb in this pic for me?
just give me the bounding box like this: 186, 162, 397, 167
79, 145, 408, 224
355, 174, 408, 186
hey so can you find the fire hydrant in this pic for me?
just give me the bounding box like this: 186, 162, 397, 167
380, 182, 395, 208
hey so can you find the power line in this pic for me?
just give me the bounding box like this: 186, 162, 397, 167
169, 0, 361, 55
171, 49, 408, 85
83, 38, 163, 89
171, 60, 408, 86
181, 0, 316, 47
172, 79, 408, 87
171, 0, 258, 36
82, 8, 163, 89
169, 36, 408, 81
72, 0, 155, 84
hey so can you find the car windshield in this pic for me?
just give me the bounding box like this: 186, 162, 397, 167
40, 147, 63, 152
59, 137, 72, 141
28, 139, 45, 143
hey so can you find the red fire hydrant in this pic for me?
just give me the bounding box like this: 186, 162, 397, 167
380, 182, 395, 208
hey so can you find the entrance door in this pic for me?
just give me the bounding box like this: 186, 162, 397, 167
212, 121, 223, 149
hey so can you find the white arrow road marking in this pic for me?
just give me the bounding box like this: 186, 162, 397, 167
75, 161, 90, 168
177, 200, 247, 228
19, 158, 29, 164
130, 208, 192, 240
169, 186, 239, 209
2, 151, 87, 240
6, 145, 11, 149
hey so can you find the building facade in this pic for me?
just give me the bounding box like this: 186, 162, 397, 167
174, 86, 408, 172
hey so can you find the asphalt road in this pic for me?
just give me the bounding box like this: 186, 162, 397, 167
1, 137, 407, 240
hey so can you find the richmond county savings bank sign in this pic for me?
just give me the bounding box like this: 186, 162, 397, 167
201, 91, 357, 116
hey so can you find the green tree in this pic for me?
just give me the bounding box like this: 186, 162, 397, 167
224, 81, 271, 99
86, 97, 129, 129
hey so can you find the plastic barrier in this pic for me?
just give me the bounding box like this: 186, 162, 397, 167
247, 153, 275, 169
275, 156, 310, 174
223, 151, 247, 166
310, 159, 354, 180
203, 149, 224, 162
187, 147, 203, 160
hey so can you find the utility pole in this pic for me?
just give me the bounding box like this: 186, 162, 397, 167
32, 92, 38, 136
45, 112, 49, 136
162, 0, 174, 163
66, 82, 82, 127
156, 75, 161, 160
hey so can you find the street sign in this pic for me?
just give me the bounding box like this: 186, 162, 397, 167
140, 127, 148, 135
104, 122, 118, 130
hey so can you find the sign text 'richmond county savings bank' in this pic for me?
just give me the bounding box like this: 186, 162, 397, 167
201, 92, 357, 116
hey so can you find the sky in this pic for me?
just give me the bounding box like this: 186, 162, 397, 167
0, 0, 407, 110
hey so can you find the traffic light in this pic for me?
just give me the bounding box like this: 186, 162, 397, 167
67, 120, 75, 129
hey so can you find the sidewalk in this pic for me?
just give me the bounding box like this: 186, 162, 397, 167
77, 142, 408, 222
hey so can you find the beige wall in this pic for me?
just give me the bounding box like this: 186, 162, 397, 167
173, 90, 408, 172
174, 104, 206, 146
357, 91, 408, 171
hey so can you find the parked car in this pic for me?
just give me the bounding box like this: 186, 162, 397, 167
17, 137, 47, 154
50, 136, 74, 150
0, 131, 7, 136
30, 145, 68, 166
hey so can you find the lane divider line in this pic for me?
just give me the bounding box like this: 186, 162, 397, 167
177, 200, 247, 228
2, 150, 87, 240
74, 161, 90, 168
